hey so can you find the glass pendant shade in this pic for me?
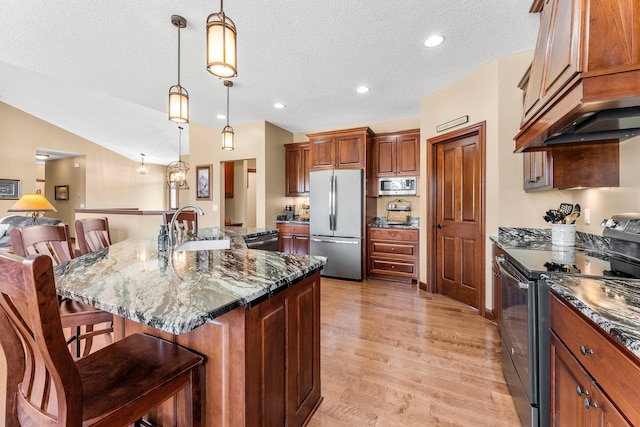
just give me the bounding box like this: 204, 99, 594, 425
169, 15, 189, 123
206, 11, 237, 78
222, 125, 235, 150
166, 126, 189, 189
168, 85, 189, 123
166, 160, 190, 189
136, 153, 149, 175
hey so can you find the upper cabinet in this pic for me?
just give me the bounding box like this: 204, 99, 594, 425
285, 142, 310, 196
307, 127, 374, 171
516, 0, 640, 152
373, 130, 420, 178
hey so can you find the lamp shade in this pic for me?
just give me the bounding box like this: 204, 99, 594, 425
168, 85, 189, 123
206, 12, 237, 78
222, 126, 235, 150
8, 193, 57, 213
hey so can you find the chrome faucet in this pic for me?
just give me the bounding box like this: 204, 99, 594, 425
168, 204, 205, 246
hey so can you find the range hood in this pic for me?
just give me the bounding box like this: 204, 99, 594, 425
543, 106, 640, 145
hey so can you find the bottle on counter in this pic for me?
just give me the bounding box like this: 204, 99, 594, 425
158, 224, 169, 251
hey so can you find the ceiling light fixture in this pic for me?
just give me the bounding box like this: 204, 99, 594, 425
216, 114, 226, 120
35, 153, 50, 160
356, 86, 370, 94
222, 80, 235, 150
424, 34, 444, 47
136, 153, 149, 175
274, 103, 286, 109
206, 0, 238, 78
169, 15, 189, 123
166, 126, 189, 189
8, 193, 57, 225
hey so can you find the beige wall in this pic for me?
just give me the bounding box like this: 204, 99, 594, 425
189, 121, 293, 229
419, 51, 568, 310
45, 156, 86, 235
0, 102, 167, 223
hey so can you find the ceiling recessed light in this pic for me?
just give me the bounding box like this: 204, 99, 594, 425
216, 114, 226, 120
35, 153, 50, 160
424, 34, 444, 47
356, 86, 370, 94
274, 103, 286, 109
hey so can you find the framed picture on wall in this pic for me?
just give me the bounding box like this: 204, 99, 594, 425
196, 165, 212, 200
0, 179, 21, 200
54, 185, 69, 201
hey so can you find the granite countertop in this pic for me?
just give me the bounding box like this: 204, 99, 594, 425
54, 227, 326, 335
368, 216, 420, 229
275, 214, 310, 225
493, 227, 640, 358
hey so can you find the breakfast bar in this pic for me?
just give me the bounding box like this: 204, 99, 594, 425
53, 227, 326, 426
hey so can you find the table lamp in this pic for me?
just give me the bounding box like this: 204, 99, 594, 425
8, 193, 57, 225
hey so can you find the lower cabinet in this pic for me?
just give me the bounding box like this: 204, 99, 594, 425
549, 292, 637, 426
491, 244, 505, 335
277, 223, 310, 255
246, 274, 321, 426
367, 227, 418, 282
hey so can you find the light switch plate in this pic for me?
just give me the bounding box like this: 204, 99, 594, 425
584, 208, 591, 225
212, 204, 218, 211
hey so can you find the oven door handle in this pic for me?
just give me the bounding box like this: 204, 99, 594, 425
497, 256, 533, 290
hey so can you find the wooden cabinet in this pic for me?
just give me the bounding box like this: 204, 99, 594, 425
307, 127, 373, 171
277, 223, 310, 255
224, 161, 234, 199
523, 151, 552, 191
285, 143, 310, 196
516, 0, 640, 151
367, 227, 418, 282
373, 130, 420, 178
549, 292, 640, 425
246, 274, 321, 426
523, 144, 619, 191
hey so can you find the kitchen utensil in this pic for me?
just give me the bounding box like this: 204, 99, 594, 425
572, 204, 581, 214
558, 203, 573, 216
565, 211, 581, 224
547, 209, 565, 224
543, 215, 553, 223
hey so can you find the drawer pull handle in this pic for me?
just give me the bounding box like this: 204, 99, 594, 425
579, 345, 594, 356
576, 385, 589, 396
583, 397, 598, 410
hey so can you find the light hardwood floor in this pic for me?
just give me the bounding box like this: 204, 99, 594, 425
307, 277, 521, 427
0, 277, 520, 426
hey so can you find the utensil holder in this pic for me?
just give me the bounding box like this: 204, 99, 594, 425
551, 224, 576, 246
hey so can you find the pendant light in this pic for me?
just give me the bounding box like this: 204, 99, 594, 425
136, 153, 149, 175
166, 126, 190, 189
169, 15, 189, 123
222, 80, 234, 150
206, 0, 237, 78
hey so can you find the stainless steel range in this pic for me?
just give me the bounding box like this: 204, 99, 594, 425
496, 213, 640, 427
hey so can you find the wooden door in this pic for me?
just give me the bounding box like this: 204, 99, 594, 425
374, 136, 397, 176
396, 133, 420, 176
309, 137, 335, 170
335, 134, 364, 169
285, 145, 303, 196
431, 123, 485, 310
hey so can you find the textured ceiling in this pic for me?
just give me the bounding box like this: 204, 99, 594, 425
0, 1, 539, 165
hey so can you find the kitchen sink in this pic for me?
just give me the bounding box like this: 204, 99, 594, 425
174, 238, 230, 251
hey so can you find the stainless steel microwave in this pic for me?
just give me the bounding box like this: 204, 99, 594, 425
378, 177, 417, 196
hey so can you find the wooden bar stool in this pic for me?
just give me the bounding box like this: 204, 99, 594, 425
0, 252, 204, 426
9, 224, 113, 358
75, 217, 112, 255
163, 210, 199, 234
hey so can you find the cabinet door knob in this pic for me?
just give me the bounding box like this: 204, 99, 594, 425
583, 397, 598, 410
579, 345, 594, 356
576, 385, 589, 396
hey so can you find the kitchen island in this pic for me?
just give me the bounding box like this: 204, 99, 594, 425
53, 227, 326, 426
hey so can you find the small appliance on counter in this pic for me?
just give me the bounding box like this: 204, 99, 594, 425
285, 204, 295, 220
385, 199, 411, 224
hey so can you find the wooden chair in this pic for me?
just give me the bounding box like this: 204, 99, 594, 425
163, 210, 199, 234
9, 224, 114, 358
75, 217, 112, 255
0, 251, 204, 427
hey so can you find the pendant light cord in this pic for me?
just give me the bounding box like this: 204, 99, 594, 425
177, 23, 181, 86
178, 126, 183, 160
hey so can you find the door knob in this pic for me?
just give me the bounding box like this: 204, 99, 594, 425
436, 224, 444, 229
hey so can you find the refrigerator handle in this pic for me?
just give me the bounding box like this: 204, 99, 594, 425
331, 174, 337, 231
328, 175, 334, 230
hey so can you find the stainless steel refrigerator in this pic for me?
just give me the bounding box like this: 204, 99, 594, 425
309, 169, 363, 280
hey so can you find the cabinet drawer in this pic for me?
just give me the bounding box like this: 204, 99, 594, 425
370, 258, 417, 276
277, 223, 310, 235
370, 241, 417, 258
368, 228, 418, 242
550, 292, 640, 425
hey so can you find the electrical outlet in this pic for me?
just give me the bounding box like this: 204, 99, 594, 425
212, 204, 218, 211
584, 208, 591, 225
